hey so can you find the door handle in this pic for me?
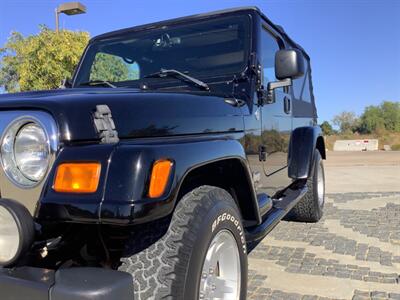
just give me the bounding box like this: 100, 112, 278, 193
284, 97, 291, 114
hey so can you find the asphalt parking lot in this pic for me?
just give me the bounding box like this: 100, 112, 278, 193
248, 152, 400, 300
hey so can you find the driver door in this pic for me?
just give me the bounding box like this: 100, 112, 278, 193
258, 26, 293, 198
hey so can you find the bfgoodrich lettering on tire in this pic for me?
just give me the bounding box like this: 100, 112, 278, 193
119, 185, 248, 300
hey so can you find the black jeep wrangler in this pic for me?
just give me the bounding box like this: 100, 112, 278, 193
0, 7, 325, 300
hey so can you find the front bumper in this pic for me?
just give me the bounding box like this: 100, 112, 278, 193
0, 266, 134, 300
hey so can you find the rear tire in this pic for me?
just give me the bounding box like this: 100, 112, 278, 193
289, 149, 325, 222
119, 185, 248, 300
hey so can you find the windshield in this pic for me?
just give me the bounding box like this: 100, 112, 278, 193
73, 15, 251, 89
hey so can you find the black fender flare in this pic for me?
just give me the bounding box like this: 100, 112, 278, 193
288, 126, 326, 180
101, 135, 260, 225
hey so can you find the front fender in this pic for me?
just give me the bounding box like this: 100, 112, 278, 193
101, 134, 258, 225
288, 126, 325, 179
35, 133, 259, 225
36, 134, 258, 225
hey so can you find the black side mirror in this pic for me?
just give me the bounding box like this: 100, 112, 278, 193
275, 49, 305, 80
262, 49, 304, 104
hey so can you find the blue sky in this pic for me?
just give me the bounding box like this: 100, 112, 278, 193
0, 0, 399, 123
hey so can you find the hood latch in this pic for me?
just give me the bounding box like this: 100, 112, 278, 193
93, 105, 119, 144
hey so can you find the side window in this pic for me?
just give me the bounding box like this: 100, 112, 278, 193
90, 52, 140, 82
260, 28, 280, 87
292, 75, 303, 99
302, 74, 311, 103
292, 56, 311, 103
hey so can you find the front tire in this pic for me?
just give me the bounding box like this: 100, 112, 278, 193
119, 185, 248, 300
289, 149, 325, 222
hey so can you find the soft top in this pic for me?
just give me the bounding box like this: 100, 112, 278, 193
91, 6, 310, 61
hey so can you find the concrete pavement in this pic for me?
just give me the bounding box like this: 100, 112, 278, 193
247, 152, 400, 300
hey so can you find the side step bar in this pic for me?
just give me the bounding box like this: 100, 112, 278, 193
245, 185, 307, 242
257, 193, 273, 217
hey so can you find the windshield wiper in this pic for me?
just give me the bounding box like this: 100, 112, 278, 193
78, 80, 117, 88
144, 69, 210, 91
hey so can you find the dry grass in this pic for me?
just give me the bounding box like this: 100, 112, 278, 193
324, 132, 400, 151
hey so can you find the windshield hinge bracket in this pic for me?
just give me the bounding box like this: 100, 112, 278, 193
249, 52, 262, 89
250, 53, 260, 74
93, 105, 119, 144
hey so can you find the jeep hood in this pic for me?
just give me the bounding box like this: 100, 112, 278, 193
0, 88, 244, 142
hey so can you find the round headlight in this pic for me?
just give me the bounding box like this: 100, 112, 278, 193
0, 199, 34, 267
14, 123, 50, 181
0, 119, 50, 187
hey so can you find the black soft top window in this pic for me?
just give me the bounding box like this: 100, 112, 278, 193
291, 51, 317, 118
74, 15, 251, 87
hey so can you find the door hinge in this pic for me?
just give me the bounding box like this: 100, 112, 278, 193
93, 105, 119, 144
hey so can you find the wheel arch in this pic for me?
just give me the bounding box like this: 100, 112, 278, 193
288, 126, 326, 180
176, 157, 260, 226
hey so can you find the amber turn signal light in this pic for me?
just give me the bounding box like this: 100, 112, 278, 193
53, 163, 101, 193
148, 159, 173, 198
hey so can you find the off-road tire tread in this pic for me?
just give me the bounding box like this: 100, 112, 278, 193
119, 185, 239, 300
289, 150, 324, 222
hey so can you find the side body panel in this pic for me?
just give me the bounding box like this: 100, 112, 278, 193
258, 22, 293, 198
242, 14, 293, 199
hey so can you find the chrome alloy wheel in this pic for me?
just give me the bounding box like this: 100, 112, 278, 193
317, 162, 325, 206
199, 230, 241, 300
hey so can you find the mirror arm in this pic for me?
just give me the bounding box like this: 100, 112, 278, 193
264, 78, 292, 105
267, 78, 292, 91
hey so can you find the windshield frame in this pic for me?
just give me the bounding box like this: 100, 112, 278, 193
72, 13, 252, 90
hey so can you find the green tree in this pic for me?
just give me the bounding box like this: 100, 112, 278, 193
332, 111, 359, 133
358, 101, 400, 133
0, 26, 89, 92
359, 105, 385, 133
380, 101, 400, 132
0, 32, 24, 93
90, 53, 130, 82
320, 121, 333, 136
